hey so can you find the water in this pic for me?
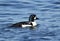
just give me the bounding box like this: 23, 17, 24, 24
0, 0, 60, 41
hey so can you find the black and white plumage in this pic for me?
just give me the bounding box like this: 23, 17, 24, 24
11, 14, 39, 27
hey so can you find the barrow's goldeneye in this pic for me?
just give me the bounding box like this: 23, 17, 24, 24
11, 14, 39, 27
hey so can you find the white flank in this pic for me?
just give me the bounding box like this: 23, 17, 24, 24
22, 25, 31, 27
22, 22, 37, 27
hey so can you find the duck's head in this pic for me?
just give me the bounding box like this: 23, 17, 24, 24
29, 14, 39, 22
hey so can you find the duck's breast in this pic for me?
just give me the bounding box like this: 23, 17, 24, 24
32, 22, 37, 26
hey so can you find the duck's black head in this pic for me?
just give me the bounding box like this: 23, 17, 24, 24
29, 14, 39, 22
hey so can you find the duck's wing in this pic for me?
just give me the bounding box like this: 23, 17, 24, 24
10, 21, 31, 27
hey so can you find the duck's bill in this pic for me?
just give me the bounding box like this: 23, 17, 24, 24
36, 18, 39, 20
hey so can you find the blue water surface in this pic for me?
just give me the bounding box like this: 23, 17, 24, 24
0, 0, 60, 41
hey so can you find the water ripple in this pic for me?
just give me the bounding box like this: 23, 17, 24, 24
0, 0, 60, 41
0, 4, 13, 6
53, 2, 60, 4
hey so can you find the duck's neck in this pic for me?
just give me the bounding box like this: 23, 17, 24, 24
29, 17, 34, 22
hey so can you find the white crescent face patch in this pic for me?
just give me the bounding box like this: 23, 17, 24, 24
34, 17, 36, 19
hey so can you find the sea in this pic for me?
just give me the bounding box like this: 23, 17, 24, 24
0, 0, 60, 41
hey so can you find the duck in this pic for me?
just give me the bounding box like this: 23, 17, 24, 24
11, 14, 39, 27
